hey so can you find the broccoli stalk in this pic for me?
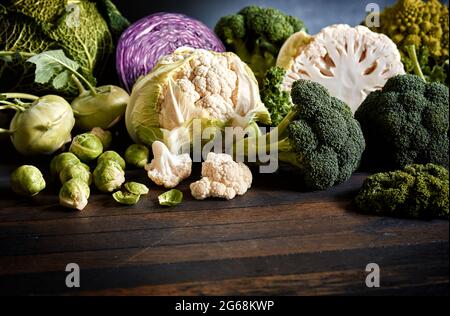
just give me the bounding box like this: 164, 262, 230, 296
355, 163, 449, 220
235, 80, 366, 191
215, 6, 307, 84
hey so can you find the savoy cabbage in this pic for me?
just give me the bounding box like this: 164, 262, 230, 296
0, 0, 129, 96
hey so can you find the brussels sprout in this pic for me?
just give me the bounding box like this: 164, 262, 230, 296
89, 127, 112, 149
59, 162, 92, 185
158, 189, 183, 206
69, 133, 103, 162
71, 85, 129, 131
50, 152, 80, 178
98, 151, 126, 170
125, 144, 149, 168
93, 160, 125, 192
124, 182, 149, 195
0, 94, 75, 155
59, 178, 90, 211
10, 165, 46, 196
112, 190, 140, 205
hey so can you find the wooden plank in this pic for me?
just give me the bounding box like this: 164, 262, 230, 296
0, 211, 371, 256
0, 201, 351, 237
3, 202, 446, 257
75, 263, 449, 296
0, 200, 376, 241
0, 242, 446, 295
0, 168, 367, 223
0, 218, 447, 276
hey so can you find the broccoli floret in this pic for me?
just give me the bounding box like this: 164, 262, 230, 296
215, 6, 306, 84
367, 0, 449, 84
261, 66, 293, 126
355, 74, 449, 170
237, 80, 365, 191
355, 163, 449, 219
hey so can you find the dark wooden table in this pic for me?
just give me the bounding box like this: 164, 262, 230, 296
0, 163, 448, 296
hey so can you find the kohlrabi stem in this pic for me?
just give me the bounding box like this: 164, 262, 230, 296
405, 45, 426, 82
0, 103, 27, 112
0, 100, 16, 106
71, 75, 88, 95
0, 105, 24, 112
71, 72, 97, 96
1, 93, 39, 101
0, 128, 13, 135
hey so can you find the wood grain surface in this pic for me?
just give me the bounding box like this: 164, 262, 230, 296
0, 163, 448, 296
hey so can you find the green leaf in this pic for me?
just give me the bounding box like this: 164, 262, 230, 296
27, 50, 81, 90
112, 190, 140, 205
158, 189, 183, 207
124, 182, 149, 195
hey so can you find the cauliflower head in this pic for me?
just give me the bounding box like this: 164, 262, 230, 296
276, 24, 405, 113
145, 141, 192, 188
125, 47, 271, 149
190, 152, 252, 200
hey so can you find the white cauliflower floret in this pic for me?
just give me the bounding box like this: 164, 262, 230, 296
145, 141, 192, 188
190, 153, 252, 200
277, 24, 405, 113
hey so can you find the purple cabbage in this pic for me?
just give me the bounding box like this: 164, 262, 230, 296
116, 12, 225, 92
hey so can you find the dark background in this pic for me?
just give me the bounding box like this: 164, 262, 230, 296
113, 0, 449, 34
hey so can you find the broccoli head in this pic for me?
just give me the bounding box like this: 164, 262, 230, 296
355, 163, 449, 219
355, 74, 449, 170
367, 0, 449, 84
261, 66, 293, 126
215, 6, 306, 84
237, 80, 366, 191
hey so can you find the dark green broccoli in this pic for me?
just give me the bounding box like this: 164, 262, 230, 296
214, 6, 306, 84
261, 66, 293, 126
355, 74, 449, 171
355, 163, 449, 219
236, 80, 365, 191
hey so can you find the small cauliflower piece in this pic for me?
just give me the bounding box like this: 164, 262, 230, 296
145, 141, 192, 188
277, 24, 405, 113
190, 153, 252, 200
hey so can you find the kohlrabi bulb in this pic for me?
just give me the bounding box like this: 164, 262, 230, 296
69, 133, 103, 162
9, 95, 75, 155
10, 165, 46, 196
71, 85, 129, 131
